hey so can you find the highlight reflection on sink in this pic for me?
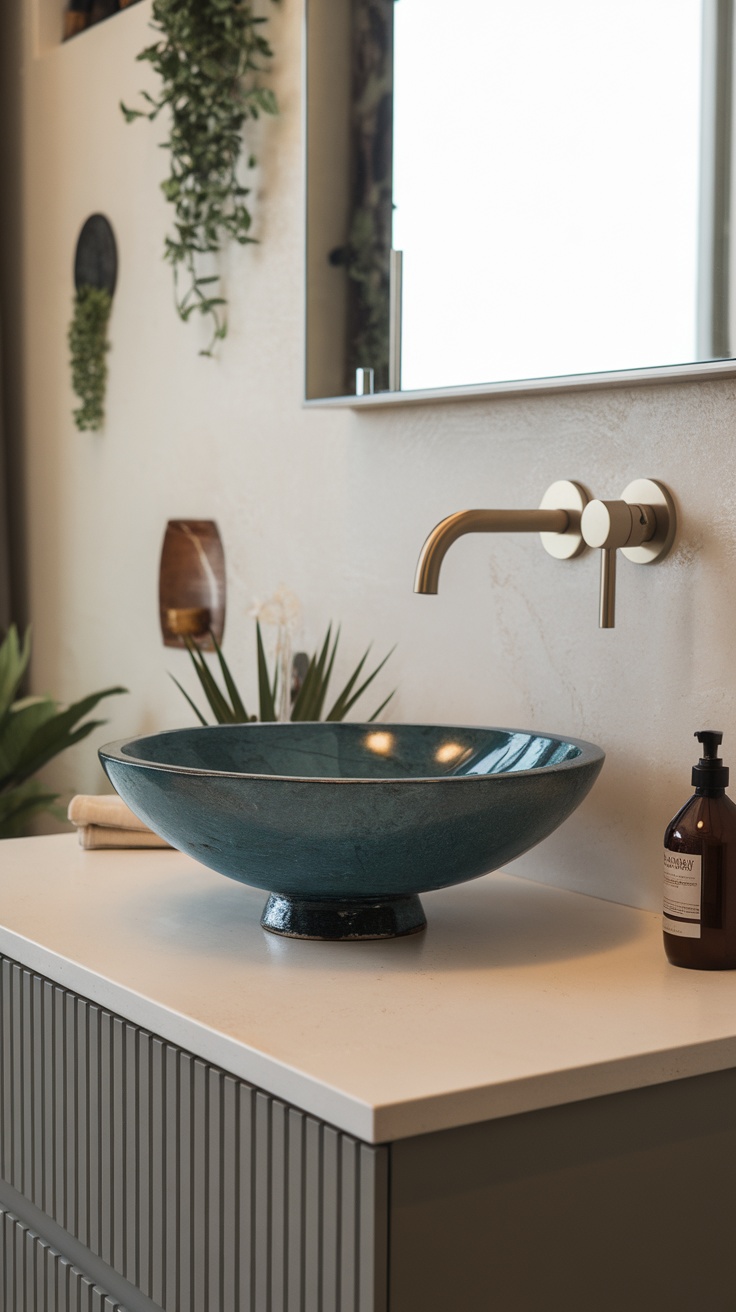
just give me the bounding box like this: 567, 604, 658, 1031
100, 724, 604, 941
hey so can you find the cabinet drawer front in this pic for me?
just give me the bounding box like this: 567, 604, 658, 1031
0, 955, 387, 1312
0, 1206, 122, 1311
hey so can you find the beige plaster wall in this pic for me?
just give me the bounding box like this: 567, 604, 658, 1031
12, 1, 736, 911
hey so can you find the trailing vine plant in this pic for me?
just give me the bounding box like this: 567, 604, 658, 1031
122, 0, 277, 356
68, 286, 113, 432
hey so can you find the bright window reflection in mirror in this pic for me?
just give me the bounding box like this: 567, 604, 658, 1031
393, 0, 702, 390
305, 0, 735, 402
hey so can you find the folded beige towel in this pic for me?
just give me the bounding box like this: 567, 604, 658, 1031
68, 794, 171, 850
68, 794, 151, 831
76, 824, 170, 851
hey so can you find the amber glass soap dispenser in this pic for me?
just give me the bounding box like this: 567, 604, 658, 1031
663, 730, 736, 969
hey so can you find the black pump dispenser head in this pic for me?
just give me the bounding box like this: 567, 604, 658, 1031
692, 730, 729, 790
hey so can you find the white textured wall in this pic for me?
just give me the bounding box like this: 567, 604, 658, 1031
17, 1, 736, 911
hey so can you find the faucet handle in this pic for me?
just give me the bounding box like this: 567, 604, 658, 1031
580, 479, 676, 628
579, 499, 656, 553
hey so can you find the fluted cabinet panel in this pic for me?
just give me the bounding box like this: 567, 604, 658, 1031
0, 955, 388, 1312
0, 1207, 122, 1311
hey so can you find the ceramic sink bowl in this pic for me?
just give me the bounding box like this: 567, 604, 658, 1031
99, 723, 604, 941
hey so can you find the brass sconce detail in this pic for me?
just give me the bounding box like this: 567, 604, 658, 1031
159, 519, 226, 650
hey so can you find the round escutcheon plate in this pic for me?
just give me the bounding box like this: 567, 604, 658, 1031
621, 478, 676, 564
539, 480, 590, 559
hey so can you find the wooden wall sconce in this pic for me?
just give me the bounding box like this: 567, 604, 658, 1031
159, 520, 226, 651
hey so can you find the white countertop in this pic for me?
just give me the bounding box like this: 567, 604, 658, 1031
1, 833, 735, 1143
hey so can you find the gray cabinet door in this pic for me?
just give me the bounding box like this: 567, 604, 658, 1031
0, 955, 388, 1312
388, 1070, 736, 1312
0, 1206, 123, 1311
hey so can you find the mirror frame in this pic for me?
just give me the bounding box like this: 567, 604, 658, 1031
304, 0, 736, 410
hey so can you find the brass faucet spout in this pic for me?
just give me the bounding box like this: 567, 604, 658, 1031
414, 508, 569, 594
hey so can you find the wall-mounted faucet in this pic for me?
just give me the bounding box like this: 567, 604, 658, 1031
414, 481, 589, 594
414, 477, 677, 630
580, 479, 676, 629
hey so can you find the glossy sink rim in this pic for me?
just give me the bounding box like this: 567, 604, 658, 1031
99, 723, 605, 942
100, 722, 604, 785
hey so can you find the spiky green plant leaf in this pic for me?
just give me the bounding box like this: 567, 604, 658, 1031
211, 630, 250, 722
291, 625, 334, 722
183, 638, 238, 724
0, 624, 31, 720
174, 622, 395, 727
0, 781, 62, 839
256, 622, 277, 722
326, 645, 396, 723
168, 674, 209, 726
0, 626, 126, 839
5, 689, 126, 792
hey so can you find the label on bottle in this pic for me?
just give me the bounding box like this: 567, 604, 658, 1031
663, 849, 702, 938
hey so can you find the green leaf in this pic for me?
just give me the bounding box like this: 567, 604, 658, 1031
324, 645, 369, 723
168, 674, 209, 726
0, 628, 126, 836
0, 624, 31, 721
288, 653, 316, 722
5, 684, 127, 791
171, 615, 397, 729
184, 640, 236, 724
326, 647, 396, 723
121, 0, 277, 358
256, 622, 277, 722
0, 696, 59, 781
0, 781, 61, 840
291, 625, 333, 721
313, 627, 339, 720
367, 689, 396, 723
68, 286, 113, 431
210, 630, 249, 722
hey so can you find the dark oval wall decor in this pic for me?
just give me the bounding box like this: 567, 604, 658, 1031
74, 214, 117, 295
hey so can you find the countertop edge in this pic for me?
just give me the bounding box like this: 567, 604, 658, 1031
0, 925, 378, 1143
2, 921, 736, 1144
370, 1040, 736, 1140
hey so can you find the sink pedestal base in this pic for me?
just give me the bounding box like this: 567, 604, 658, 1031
261, 893, 427, 940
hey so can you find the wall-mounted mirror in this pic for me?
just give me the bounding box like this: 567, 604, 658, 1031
306, 0, 736, 405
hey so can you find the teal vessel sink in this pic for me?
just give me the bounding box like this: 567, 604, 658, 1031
99, 724, 604, 940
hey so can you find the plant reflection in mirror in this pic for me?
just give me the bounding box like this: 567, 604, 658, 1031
333, 0, 393, 392
172, 587, 395, 725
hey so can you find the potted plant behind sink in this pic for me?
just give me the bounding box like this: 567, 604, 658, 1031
99, 590, 603, 942
172, 588, 395, 725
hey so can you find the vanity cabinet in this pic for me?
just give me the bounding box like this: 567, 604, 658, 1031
2, 835, 736, 1311
2, 952, 736, 1312
0, 956, 387, 1312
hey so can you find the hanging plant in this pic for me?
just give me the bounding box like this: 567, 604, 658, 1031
69, 287, 113, 431
122, 0, 277, 356
68, 215, 117, 433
